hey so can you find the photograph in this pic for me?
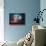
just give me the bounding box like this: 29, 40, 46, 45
9, 13, 25, 25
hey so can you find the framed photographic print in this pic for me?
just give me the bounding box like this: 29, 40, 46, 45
9, 13, 25, 25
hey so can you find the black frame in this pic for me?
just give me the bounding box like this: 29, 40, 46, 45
9, 13, 25, 25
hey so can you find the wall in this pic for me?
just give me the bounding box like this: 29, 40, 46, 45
4, 0, 40, 42
40, 0, 46, 26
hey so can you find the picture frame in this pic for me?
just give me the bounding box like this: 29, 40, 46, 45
9, 13, 25, 25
